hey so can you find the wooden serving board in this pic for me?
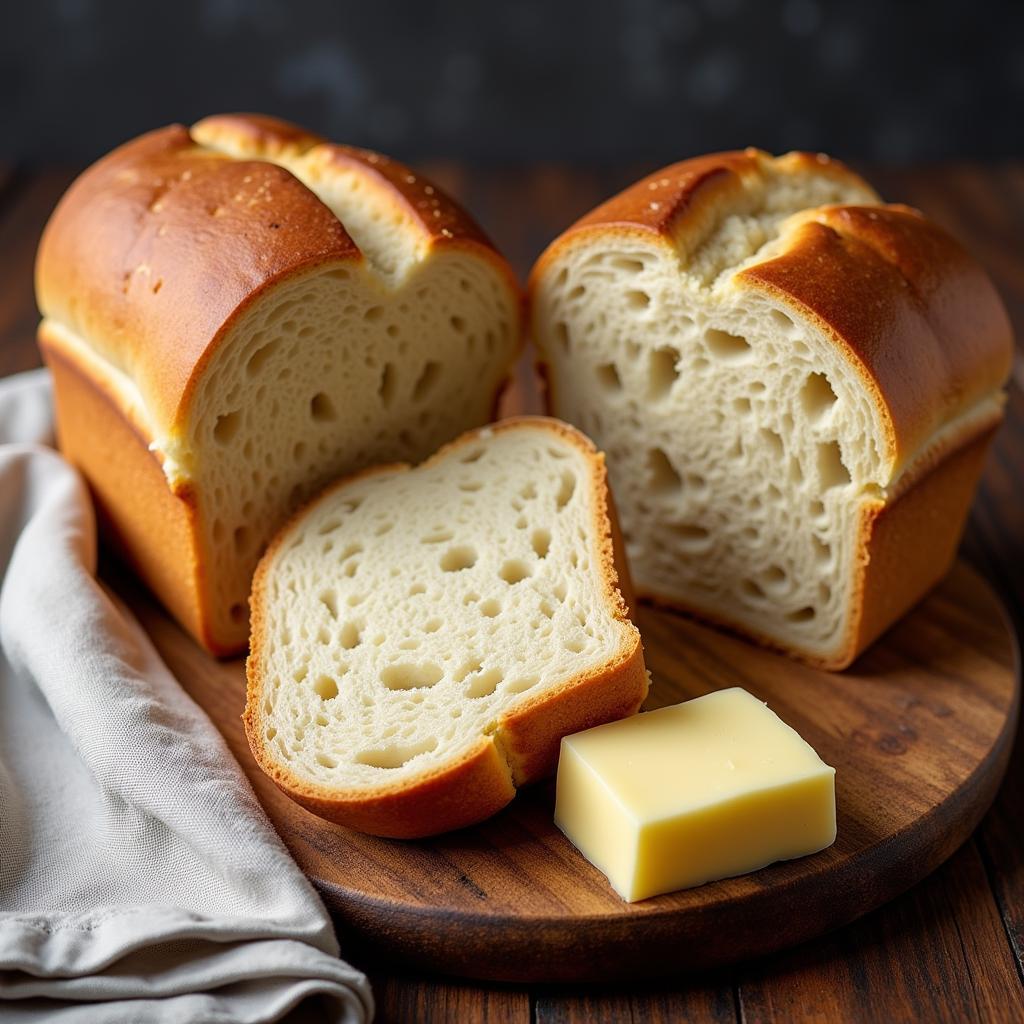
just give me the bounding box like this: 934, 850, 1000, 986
123, 558, 1019, 983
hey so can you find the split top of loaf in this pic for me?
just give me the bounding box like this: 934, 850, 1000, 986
36, 114, 520, 652
246, 418, 648, 838
530, 149, 1012, 668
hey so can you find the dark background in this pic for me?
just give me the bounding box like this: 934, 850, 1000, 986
4, 0, 1022, 166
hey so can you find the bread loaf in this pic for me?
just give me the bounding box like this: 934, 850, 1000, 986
246, 417, 648, 837
36, 114, 521, 654
529, 150, 1012, 668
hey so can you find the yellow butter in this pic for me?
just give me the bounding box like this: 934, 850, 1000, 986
554, 687, 836, 902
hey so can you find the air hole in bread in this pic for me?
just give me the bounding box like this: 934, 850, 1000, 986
647, 447, 682, 493
733, 396, 752, 415
591, 359, 623, 392
465, 667, 503, 699
245, 341, 278, 378
626, 289, 651, 310
531, 528, 552, 559
789, 457, 804, 484
499, 559, 532, 584
770, 309, 796, 331
340, 621, 361, 648
669, 522, 711, 549
742, 578, 765, 600
319, 590, 339, 619
817, 441, 851, 489
412, 361, 442, 402
421, 528, 454, 544
314, 676, 339, 700
378, 364, 396, 407
801, 372, 839, 423
479, 598, 501, 618
356, 736, 438, 769
458, 479, 483, 492
422, 617, 443, 633
763, 565, 788, 588
213, 410, 242, 444
554, 322, 570, 352
565, 638, 586, 653
519, 481, 537, 501
453, 657, 483, 683
310, 392, 337, 422
506, 675, 540, 694
380, 663, 443, 690
787, 606, 816, 623
611, 256, 646, 274
460, 448, 485, 464
705, 328, 752, 362
648, 346, 680, 400
316, 753, 337, 768
229, 602, 246, 623
408, 582, 427, 596
812, 535, 832, 564
760, 428, 784, 458
555, 470, 577, 509
233, 525, 249, 553
364, 305, 384, 322
440, 545, 477, 572
450, 314, 466, 332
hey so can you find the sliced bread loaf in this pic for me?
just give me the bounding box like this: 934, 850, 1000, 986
246, 417, 648, 837
37, 113, 520, 654
529, 150, 1012, 669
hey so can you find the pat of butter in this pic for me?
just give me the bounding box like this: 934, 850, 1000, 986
554, 687, 836, 902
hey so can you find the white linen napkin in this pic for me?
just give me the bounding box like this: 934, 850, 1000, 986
0, 369, 373, 1023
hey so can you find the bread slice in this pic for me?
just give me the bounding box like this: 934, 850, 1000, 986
529, 150, 1012, 669
36, 114, 520, 654
245, 417, 648, 838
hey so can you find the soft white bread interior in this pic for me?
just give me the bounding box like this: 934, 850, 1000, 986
246, 418, 648, 838
530, 150, 1011, 668
36, 114, 521, 653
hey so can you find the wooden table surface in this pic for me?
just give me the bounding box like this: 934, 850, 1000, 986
1, 159, 1022, 1022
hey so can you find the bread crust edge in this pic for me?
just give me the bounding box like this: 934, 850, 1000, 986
245, 416, 648, 838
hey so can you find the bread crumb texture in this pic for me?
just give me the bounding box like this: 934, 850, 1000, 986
533, 156, 895, 663
249, 420, 641, 807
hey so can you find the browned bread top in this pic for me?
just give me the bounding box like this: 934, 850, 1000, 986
36, 113, 516, 439
530, 149, 1012, 479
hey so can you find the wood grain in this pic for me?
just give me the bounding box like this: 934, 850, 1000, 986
127, 559, 1018, 983
4, 159, 1024, 1018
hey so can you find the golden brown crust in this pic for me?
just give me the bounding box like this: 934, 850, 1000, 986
639, 423, 998, 671
191, 113, 521, 298
39, 321, 210, 650
739, 204, 1013, 474
529, 149, 1011, 478
528, 149, 1012, 668
36, 123, 359, 436
245, 417, 647, 838
36, 113, 522, 655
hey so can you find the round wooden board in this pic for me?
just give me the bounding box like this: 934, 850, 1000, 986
132, 559, 1019, 984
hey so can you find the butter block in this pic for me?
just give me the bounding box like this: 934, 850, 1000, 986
554, 687, 836, 902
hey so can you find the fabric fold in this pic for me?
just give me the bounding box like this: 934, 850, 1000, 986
0, 370, 372, 1023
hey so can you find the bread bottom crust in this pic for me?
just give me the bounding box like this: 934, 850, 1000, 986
39, 325, 233, 655
639, 424, 998, 671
